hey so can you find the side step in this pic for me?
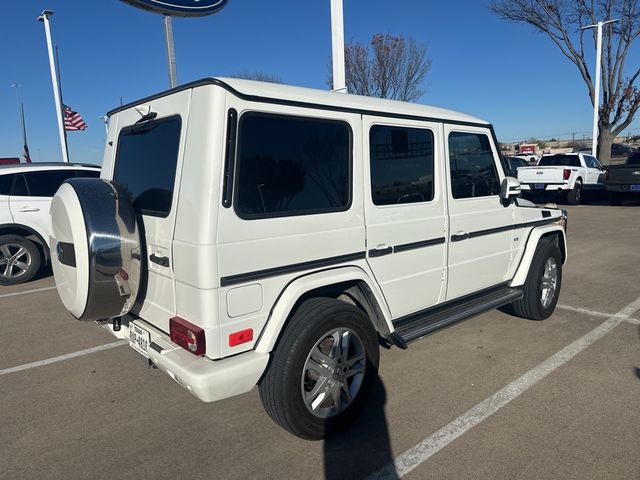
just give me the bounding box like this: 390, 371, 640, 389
393, 286, 524, 345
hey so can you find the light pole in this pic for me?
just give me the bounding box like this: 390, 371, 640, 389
330, 0, 346, 93
37, 10, 69, 163
581, 19, 619, 158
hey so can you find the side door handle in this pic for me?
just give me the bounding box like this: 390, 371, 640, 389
369, 244, 393, 258
149, 254, 170, 267
452, 231, 469, 242
17, 207, 40, 213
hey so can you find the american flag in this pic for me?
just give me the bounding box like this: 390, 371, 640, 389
22, 143, 32, 163
63, 105, 87, 131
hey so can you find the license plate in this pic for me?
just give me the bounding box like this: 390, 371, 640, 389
535, 183, 546, 190
631, 185, 640, 191
129, 324, 150, 358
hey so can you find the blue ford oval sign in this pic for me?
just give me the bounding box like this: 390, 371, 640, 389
120, 0, 228, 17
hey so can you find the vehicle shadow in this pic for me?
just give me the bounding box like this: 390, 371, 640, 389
323, 376, 398, 480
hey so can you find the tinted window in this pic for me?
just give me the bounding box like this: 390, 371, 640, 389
538, 155, 581, 167
627, 152, 640, 165
0, 174, 13, 196
370, 125, 434, 205
23, 170, 77, 197
235, 113, 351, 218
75, 169, 100, 178
448, 132, 500, 199
114, 116, 181, 217
584, 156, 601, 169
13, 175, 28, 196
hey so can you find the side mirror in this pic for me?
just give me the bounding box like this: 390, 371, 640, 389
501, 176, 521, 201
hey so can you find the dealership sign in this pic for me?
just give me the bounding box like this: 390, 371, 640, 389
120, 0, 228, 17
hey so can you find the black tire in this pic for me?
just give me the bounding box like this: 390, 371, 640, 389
567, 181, 582, 205
609, 192, 624, 206
259, 297, 380, 440
512, 239, 562, 320
0, 235, 41, 285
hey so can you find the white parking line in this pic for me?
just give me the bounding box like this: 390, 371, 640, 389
368, 296, 640, 479
0, 341, 127, 377
0, 285, 57, 299
557, 304, 640, 325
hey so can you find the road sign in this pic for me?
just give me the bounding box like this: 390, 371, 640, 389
120, 0, 228, 17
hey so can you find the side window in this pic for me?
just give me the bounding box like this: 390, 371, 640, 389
114, 116, 181, 217
13, 175, 28, 196
75, 169, 100, 178
23, 170, 77, 197
448, 132, 500, 199
585, 156, 601, 169
369, 125, 434, 205
0, 174, 13, 196
235, 113, 351, 218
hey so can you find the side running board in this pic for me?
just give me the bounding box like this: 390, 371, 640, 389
392, 286, 524, 345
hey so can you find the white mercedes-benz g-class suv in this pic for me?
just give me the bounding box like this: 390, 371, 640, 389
50, 78, 567, 440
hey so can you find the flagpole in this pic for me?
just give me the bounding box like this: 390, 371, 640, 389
37, 10, 69, 163
163, 15, 178, 88
55, 44, 70, 162
330, 0, 347, 93
11, 83, 31, 164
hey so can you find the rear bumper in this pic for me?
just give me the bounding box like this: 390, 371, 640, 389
520, 183, 569, 192
105, 318, 269, 403
605, 184, 640, 193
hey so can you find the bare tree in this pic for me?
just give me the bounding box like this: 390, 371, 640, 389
490, 0, 640, 164
329, 33, 432, 102
233, 71, 283, 84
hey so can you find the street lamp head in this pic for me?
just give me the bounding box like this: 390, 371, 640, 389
37, 10, 54, 22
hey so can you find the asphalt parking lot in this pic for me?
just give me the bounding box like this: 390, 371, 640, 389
1, 199, 639, 480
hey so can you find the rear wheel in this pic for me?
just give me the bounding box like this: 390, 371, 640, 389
567, 181, 582, 205
259, 297, 379, 440
0, 235, 41, 285
512, 239, 562, 320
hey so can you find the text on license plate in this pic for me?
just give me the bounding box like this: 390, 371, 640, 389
129, 324, 150, 358
631, 185, 640, 191
535, 183, 546, 190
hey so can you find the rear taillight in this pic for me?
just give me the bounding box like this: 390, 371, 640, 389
563, 169, 571, 180
604, 170, 609, 181
229, 329, 254, 347
170, 317, 206, 356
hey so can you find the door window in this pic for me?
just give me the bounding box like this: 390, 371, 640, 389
369, 125, 434, 205
114, 116, 182, 217
0, 174, 12, 195
21, 171, 77, 197
448, 132, 500, 199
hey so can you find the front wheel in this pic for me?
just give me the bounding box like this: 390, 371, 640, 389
259, 297, 380, 440
512, 239, 562, 320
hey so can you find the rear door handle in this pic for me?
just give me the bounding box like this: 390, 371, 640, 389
149, 254, 170, 267
452, 231, 469, 242
369, 245, 393, 258
17, 207, 40, 213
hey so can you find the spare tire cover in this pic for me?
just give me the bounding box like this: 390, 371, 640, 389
50, 178, 141, 321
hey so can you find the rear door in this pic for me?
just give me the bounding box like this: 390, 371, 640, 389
444, 126, 513, 300
583, 155, 604, 185
110, 92, 190, 332
9, 169, 78, 244
363, 116, 447, 318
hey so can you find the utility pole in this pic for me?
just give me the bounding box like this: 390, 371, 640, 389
37, 10, 69, 163
163, 15, 177, 88
581, 19, 619, 158
330, 0, 346, 93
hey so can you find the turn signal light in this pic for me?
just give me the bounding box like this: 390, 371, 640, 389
170, 317, 206, 356
229, 329, 253, 347
563, 169, 571, 180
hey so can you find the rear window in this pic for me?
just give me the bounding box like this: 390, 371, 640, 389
23, 170, 78, 197
114, 116, 181, 217
538, 155, 581, 167
627, 153, 640, 165
0, 174, 12, 196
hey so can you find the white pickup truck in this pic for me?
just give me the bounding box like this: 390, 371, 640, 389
517, 153, 604, 204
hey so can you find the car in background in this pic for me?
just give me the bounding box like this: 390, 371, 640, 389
605, 151, 640, 205
0, 162, 100, 285
574, 144, 636, 164
513, 153, 539, 165
502, 155, 530, 177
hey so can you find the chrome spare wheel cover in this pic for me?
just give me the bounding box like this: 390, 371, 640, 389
301, 327, 366, 419
50, 178, 141, 321
0, 243, 32, 279
540, 257, 559, 309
